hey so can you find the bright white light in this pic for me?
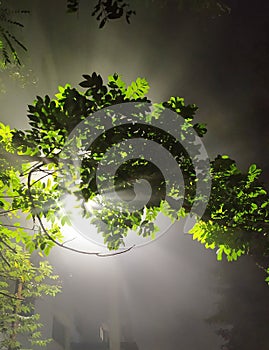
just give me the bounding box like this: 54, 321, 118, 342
84, 196, 102, 213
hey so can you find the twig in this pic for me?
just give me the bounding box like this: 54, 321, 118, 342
19, 161, 43, 176
27, 169, 134, 257
97, 244, 135, 257
0, 239, 17, 253
62, 237, 76, 246
0, 224, 34, 231
0, 291, 23, 300
0, 251, 10, 267
0, 208, 19, 215
29, 171, 55, 188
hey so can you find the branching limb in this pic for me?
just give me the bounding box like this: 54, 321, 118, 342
19, 161, 43, 177
27, 169, 134, 257
29, 170, 57, 188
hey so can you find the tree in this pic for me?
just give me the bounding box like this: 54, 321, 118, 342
0, 143, 61, 348
0, 0, 231, 68
66, 0, 136, 28
66, 0, 231, 22
0, 0, 136, 68
1, 72, 269, 271
0, 4, 29, 67
0, 242, 61, 349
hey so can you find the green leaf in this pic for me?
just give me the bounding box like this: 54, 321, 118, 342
216, 247, 223, 261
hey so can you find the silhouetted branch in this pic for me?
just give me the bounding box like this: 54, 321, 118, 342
27, 169, 134, 257
0, 291, 23, 300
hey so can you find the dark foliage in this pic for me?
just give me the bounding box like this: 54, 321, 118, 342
0, 5, 29, 66
67, 0, 136, 28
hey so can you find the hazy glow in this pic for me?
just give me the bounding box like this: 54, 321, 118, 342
58, 186, 177, 252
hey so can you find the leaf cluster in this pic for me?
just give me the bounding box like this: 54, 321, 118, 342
0, 4, 29, 67
1, 72, 269, 267
67, 0, 136, 28
190, 158, 269, 261
1, 72, 206, 251
0, 244, 61, 349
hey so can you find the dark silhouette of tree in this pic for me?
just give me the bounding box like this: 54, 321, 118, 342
66, 0, 230, 25
0, 5, 29, 66
0, 0, 231, 67
0, 0, 136, 68
67, 0, 136, 28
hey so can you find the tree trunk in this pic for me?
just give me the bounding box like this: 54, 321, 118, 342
8, 279, 23, 350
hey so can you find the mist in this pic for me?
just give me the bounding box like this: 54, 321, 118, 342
1, 0, 269, 349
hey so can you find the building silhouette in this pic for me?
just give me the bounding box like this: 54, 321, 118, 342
70, 341, 139, 350
70, 323, 139, 350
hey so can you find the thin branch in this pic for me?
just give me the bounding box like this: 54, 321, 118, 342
0, 251, 10, 267
19, 161, 43, 176
0, 208, 19, 215
37, 168, 57, 174
61, 236, 134, 256
0, 291, 23, 300
62, 237, 76, 246
21, 153, 57, 180
27, 169, 134, 257
29, 172, 54, 188
97, 244, 135, 257
0, 223, 34, 231
255, 261, 268, 273
0, 239, 17, 253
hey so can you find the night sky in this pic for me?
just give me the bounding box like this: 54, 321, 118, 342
2, 0, 269, 349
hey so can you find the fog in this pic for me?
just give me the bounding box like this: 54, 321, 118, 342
2, 0, 269, 349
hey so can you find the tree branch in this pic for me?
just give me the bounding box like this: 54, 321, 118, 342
0, 223, 34, 231
19, 161, 43, 176
0, 251, 10, 267
29, 171, 55, 188
0, 291, 23, 300
0, 238, 17, 253
27, 169, 134, 257
0, 208, 20, 215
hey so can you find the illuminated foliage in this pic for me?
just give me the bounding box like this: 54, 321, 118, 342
1, 72, 269, 269
0, 243, 61, 349
190, 159, 269, 261
1, 73, 202, 252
